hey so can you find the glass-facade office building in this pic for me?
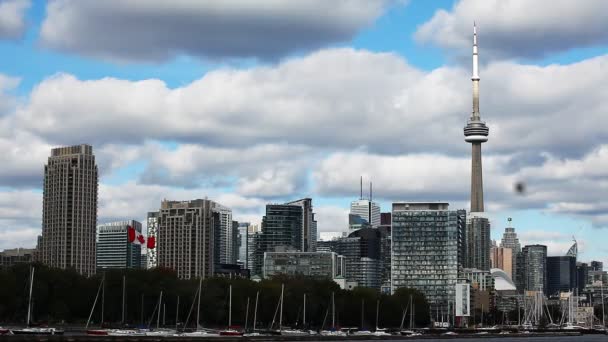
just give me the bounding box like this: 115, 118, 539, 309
521, 244, 547, 293
546, 255, 576, 296
391, 202, 465, 314
96, 220, 142, 270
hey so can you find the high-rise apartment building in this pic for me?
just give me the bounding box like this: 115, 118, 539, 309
38, 144, 98, 276
285, 198, 317, 252
466, 214, 491, 271
391, 202, 465, 315
521, 245, 547, 293
491, 246, 513, 278
155, 199, 219, 279
251, 199, 318, 275
146, 212, 159, 268
252, 204, 303, 275
96, 220, 142, 270
212, 205, 236, 267
237, 222, 249, 268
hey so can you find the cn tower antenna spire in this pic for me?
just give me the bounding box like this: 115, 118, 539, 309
464, 22, 489, 213
472, 22, 480, 119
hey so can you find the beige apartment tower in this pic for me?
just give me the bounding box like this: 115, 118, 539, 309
38, 144, 98, 276
491, 246, 513, 278
156, 199, 218, 279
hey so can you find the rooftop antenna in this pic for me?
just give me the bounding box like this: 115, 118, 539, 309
369, 182, 373, 228
360, 176, 363, 200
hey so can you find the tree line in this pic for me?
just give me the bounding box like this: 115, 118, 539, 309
0, 263, 430, 329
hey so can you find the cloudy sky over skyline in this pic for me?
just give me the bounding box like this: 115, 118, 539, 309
1, 0, 608, 263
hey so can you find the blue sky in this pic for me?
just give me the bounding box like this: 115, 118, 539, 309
1, 0, 608, 264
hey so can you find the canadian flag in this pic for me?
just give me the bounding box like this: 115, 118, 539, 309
127, 226, 156, 249
127, 226, 146, 245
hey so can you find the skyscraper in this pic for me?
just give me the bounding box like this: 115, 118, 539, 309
237, 222, 249, 268
252, 204, 303, 275
146, 212, 159, 269
285, 198, 317, 252
391, 202, 465, 315
155, 199, 219, 279
490, 246, 513, 278
464, 24, 491, 272
500, 221, 521, 285
521, 244, 547, 293
349, 200, 381, 229
96, 220, 142, 270
212, 204, 235, 267
38, 144, 98, 276
547, 256, 576, 296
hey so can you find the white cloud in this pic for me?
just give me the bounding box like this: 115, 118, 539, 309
314, 205, 349, 233
139, 143, 314, 197
11, 49, 608, 159
313, 151, 515, 202
415, 0, 608, 60
0, 0, 29, 40
0, 189, 41, 250
40, 0, 395, 62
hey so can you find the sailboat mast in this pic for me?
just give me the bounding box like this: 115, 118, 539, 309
253, 291, 259, 332
86, 277, 104, 329
279, 284, 284, 331
26, 266, 34, 326
361, 299, 364, 330
196, 277, 202, 329
303, 293, 306, 327
375, 299, 379, 331
228, 284, 232, 327
175, 296, 180, 330
601, 281, 606, 328
409, 295, 414, 329
157, 291, 163, 329
244, 297, 250, 331
121, 275, 126, 324
331, 292, 335, 329
101, 272, 105, 327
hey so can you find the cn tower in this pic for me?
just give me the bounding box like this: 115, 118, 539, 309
464, 24, 491, 271
464, 23, 489, 213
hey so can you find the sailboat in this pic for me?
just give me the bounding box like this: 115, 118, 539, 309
181, 277, 218, 337
400, 295, 420, 336
219, 284, 244, 336
280, 288, 308, 336
372, 299, 390, 336
244, 291, 263, 337
11, 267, 64, 336
351, 299, 372, 336
145, 290, 178, 336
320, 292, 346, 336
86, 274, 109, 335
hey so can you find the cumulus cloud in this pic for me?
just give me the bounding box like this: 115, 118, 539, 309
139, 143, 314, 198
313, 151, 516, 202
0, 0, 29, 40
415, 0, 608, 60
314, 205, 349, 233
40, 0, 394, 62
12, 49, 608, 159
0, 189, 41, 250
313, 145, 608, 227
